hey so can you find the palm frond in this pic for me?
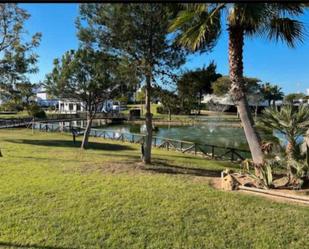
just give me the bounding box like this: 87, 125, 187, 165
169, 4, 222, 52
266, 18, 305, 48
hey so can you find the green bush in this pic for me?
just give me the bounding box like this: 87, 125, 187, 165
157, 106, 188, 115
27, 104, 46, 119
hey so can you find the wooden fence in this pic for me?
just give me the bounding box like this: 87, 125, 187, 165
0, 118, 33, 129
33, 122, 251, 162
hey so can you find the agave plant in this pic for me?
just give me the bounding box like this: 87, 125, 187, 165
259, 105, 309, 186
248, 161, 274, 189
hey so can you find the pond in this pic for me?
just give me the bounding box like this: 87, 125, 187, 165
45, 118, 248, 150
102, 123, 249, 150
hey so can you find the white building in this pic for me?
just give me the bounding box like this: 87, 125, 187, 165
35, 88, 58, 108
202, 94, 281, 107
58, 99, 118, 114
58, 100, 84, 114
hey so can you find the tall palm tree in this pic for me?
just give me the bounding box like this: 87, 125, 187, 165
169, 3, 305, 168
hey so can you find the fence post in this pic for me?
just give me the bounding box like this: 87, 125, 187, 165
212, 146, 215, 159
180, 142, 183, 151
194, 143, 197, 155
231, 149, 234, 161
154, 137, 156, 147
132, 134, 134, 143
113, 132, 115, 140
103, 131, 106, 139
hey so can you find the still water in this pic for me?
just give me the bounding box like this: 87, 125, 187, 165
95, 122, 249, 150
53, 117, 295, 151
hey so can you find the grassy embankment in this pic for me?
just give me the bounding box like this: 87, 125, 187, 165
122, 104, 241, 124
0, 129, 308, 248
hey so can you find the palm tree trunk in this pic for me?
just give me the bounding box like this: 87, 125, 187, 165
228, 26, 264, 169
81, 112, 94, 149
143, 70, 153, 164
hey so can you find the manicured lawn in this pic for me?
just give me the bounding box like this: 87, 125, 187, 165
0, 129, 308, 249
0, 111, 31, 119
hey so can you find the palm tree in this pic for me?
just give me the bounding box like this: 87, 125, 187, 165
261, 83, 284, 107
169, 3, 305, 169
259, 105, 309, 183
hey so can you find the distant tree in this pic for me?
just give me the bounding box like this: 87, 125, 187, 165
211, 76, 231, 96
154, 86, 179, 121
177, 61, 221, 114
45, 48, 120, 149
15, 82, 38, 107
261, 83, 284, 106
212, 76, 262, 117
177, 72, 198, 114
212, 76, 261, 96
78, 4, 186, 163
284, 92, 306, 104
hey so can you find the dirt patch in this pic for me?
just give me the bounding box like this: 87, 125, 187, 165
62, 160, 146, 175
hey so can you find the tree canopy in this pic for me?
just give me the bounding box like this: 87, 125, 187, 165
77, 3, 186, 163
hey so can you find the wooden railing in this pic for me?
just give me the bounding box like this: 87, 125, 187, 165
0, 118, 33, 129
33, 122, 251, 162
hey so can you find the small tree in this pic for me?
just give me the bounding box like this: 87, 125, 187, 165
45, 48, 120, 149
154, 87, 179, 121
78, 4, 186, 163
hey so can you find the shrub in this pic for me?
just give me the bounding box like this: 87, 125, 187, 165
27, 104, 46, 119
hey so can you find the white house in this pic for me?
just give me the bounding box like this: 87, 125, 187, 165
35, 88, 58, 108
58, 99, 117, 114
58, 100, 84, 114
202, 94, 282, 108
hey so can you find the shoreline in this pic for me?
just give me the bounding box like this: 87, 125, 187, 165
124, 119, 242, 128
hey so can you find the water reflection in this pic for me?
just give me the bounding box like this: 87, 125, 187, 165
104, 123, 249, 150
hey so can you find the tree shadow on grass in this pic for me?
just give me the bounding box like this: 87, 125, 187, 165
0, 241, 76, 249
5, 139, 134, 151
144, 159, 222, 178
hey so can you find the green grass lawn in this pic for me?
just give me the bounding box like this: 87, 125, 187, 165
0, 111, 31, 119
0, 129, 308, 249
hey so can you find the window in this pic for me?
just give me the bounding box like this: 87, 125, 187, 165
69, 103, 74, 111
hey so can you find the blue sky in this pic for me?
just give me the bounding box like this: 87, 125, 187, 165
21, 3, 309, 95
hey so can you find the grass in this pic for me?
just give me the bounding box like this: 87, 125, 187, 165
0, 111, 31, 119
0, 129, 308, 249
122, 104, 243, 123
